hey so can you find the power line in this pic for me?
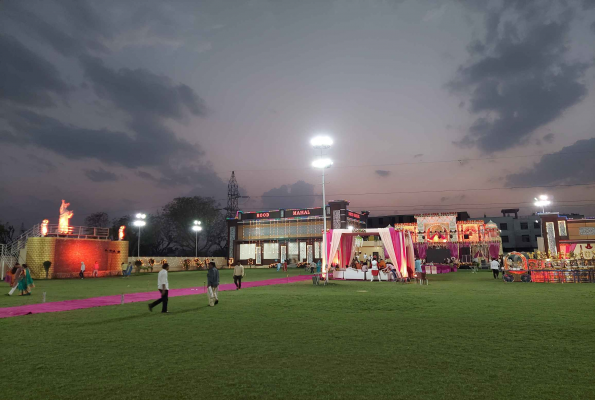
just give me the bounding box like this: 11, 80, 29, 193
226, 150, 595, 173
249, 182, 595, 198
346, 199, 595, 209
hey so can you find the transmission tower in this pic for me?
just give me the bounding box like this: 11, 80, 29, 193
226, 171, 240, 219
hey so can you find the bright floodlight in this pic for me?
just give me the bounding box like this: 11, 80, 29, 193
133, 220, 146, 227
534, 195, 551, 212
539, 195, 548, 201
310, 136, 333, 149
135, 213, 146, 219
312, 158, 333, 169
192, 225, 203, 232
194, 220, 201, 225
348, 225, 354, 231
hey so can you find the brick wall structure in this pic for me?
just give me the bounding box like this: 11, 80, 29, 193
25, 237, 129, 279
126, 256, 229, 272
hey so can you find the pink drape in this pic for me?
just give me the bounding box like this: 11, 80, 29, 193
488, 243, 500, 259
447, 243, 459, 259
389, 228, 408, 277
415, 243, 428, 259
341, 235, 353, 268
405, 232, 415, 274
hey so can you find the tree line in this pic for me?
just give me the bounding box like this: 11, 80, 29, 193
85, 196, 228, 257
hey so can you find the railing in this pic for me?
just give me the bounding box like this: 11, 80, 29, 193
1, 224, 41, 278
42, 225, 109, 239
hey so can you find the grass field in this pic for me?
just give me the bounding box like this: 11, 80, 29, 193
2, 270, 595, 399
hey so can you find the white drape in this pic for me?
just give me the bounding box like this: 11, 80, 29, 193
378, 228, 400, 273
327, 229, 345, 267
349, 236, 357, 266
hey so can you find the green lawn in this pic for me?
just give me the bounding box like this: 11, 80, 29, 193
2, 270, 595, 400
0, 268, 304, 307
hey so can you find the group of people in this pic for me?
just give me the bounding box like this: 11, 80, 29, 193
78, 261, 101, 279
148, 261, 246, 313
5, 263, 35, 296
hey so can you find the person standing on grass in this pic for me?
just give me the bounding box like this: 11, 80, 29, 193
207, 262, 220, 307
17, 264, 34, 296
233, 261, 244, 290
148, 263, 169, 313
93, 261, 99, 278
415, 257, 424, 283
490, 258, 500, 279
7, 263, 23, 296
79, 262, 86, 279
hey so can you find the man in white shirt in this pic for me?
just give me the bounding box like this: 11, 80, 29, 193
233, 262, 245, 290
490, 258, 500, 279
149, 263, 169, 313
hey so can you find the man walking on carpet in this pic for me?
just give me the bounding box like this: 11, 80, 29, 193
207, 262, 220, 306
233, 261, 244, 290
149, 263, 169, 313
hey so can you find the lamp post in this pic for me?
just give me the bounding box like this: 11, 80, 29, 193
133, 213, 147, 257
191, 220, 202, 258
311, 135, 333, 282
534, 195, 551, 214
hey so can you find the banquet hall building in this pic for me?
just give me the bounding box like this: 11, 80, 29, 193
226, 200, 368, 265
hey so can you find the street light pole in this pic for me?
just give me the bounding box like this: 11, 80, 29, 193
311, 135, 333, 283
133, 213, 147, 258
192, 220, 202, 259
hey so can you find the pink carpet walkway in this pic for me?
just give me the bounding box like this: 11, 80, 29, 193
0, 275, 311, 319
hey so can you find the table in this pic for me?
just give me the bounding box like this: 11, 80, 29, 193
422, 264, 457, 274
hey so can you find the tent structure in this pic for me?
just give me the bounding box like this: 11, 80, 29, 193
324, 228, 415, 278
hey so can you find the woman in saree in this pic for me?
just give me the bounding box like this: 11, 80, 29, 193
17, 264, 34, 296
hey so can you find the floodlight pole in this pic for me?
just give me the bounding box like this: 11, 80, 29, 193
195, 230, 198, 258
322, 164, 327, 282
138, 226, 141, 258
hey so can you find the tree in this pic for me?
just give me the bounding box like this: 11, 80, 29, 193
161, 196, 226, 256
85, 212, 109, 228
0, 222, 16, 244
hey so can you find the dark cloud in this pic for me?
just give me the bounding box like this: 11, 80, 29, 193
261, 181, 317, 210
506, 138, 595, 186
84, 168, 119, 182
413, 154, 423, 158
450, 1, 591, 153
543, 133, 554, 143
375, 170, 390, 177
80, 55, 206, 121
0, 34, 70, 107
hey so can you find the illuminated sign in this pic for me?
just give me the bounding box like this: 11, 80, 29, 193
257, 213, 270, 218
348, 211, 361, 219
292, 210, 310, 216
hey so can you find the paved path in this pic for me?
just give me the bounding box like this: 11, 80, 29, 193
0, 275, 311, 319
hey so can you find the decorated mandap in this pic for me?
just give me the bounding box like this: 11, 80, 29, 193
325, 227, 415, 279
393, 213, 502, 264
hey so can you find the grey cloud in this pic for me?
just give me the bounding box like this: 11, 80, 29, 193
84, 168, 119, 182
375, 170, 390, 177
80, 55, 206, 121
413, 153, 423, 158
543, 133, 554, 143
450, 2, 591, 153
0, 34, 70, 108
2, 2, 84, 57
506, 138, 595, 186
261, 181, 317, 210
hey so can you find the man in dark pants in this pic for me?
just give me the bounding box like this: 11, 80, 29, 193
233, 261, 244, 290
149, 263, 169, 313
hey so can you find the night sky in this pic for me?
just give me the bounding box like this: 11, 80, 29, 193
1, 0, 595, 228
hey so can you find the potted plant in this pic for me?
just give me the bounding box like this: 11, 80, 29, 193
134, 259, 142, 274
43, 260, 52, 279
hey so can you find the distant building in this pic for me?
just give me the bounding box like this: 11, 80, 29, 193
482, 209, 542, 252
539, 213, 595, 258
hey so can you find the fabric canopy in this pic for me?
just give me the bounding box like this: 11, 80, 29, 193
325, 228, 410, 277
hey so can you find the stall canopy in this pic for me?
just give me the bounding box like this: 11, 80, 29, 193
325, 228, 414, 277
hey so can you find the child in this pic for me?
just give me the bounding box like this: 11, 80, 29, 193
93, 261, 99, 278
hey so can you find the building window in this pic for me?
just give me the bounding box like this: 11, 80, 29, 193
502, 236, 509, 243
520, 222, 528, 230
500, 223, 508, 230
534, 222, 540, 229
522, 235, 530, 243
